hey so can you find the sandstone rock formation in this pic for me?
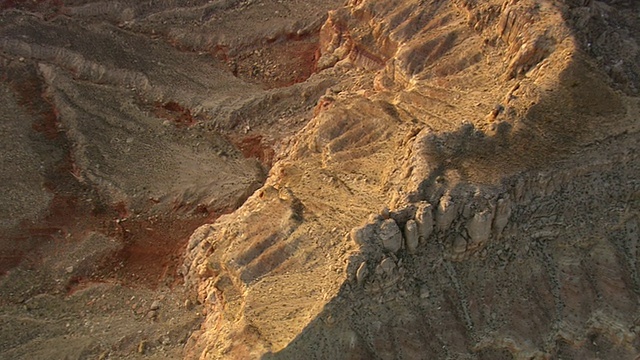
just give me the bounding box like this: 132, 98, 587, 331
181, 0, 640, 358
403, 219, 419, 254
380, 218, 404, 253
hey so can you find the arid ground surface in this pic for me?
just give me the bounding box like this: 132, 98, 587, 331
1, 0, 639, 359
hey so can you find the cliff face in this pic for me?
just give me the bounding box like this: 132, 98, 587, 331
182, 0, 640, 359
0, 0, 638, 359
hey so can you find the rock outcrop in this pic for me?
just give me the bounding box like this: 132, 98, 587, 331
379, 219, 403, 253
403, 219, 419, 254
181, 0, 640, 359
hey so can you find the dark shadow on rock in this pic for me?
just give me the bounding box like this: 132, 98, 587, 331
260, 119, 639, 359
560, 0, 640, 95
260, 23, 632, 360
412, 51, 624, 201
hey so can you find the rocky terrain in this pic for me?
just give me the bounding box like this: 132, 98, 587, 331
1, 0, 639, 359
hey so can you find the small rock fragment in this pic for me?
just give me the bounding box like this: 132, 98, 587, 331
381, 206, 390, 219
420, 286, 430, 299
325, 315, 335, 325
150, 300, 161, 311
453, 236, 467, 254
138, 340, 147, 354
356, 262, 368, 285
404, 220, 419, 254
160, 335, 171, 346
380, 257, 396, 274
486, 104, 504, 121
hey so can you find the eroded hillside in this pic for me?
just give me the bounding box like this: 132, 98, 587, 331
182, 0, 640, 359
1, 0, 639, 359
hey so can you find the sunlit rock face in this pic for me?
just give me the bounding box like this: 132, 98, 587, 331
181, 0, 640, 359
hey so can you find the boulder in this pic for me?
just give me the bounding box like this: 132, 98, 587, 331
404, 220, 419, 254
467, 209, 493, 249
493, 195, 512, 238
379, 219, 403, 253
415, 202, 434, 241
435, 195, 457, 232
451, 235, 467, 261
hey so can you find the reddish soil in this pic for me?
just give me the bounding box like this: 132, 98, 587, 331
153, 101, 198, 128
1, 67, 225, 289
8, 64, 61, 140
230, 34, 321, 89
0, 64, 78, 275
313, 95, 335, 117
1, 188, 228, 289
96, 209, 226, 289
267, 35, 321, 88
232, 134, 276, 168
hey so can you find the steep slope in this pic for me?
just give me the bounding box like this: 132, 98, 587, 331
183, 0, 640, 359
0, 0, 342, 358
